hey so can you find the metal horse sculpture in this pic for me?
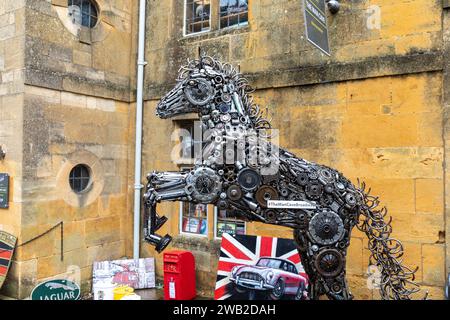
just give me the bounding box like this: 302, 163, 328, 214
143, 55, 420, 300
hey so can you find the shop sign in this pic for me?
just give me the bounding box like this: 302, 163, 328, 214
31, 279, 80, 300
0, 173, 9, 209
303, 0, 331, 55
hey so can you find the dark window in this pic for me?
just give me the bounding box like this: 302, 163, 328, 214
185, 0, 211, 35
69, 164, 91, 193
68, 0, 98, 28
220, 0, 248, 29
176, 120, 203, 161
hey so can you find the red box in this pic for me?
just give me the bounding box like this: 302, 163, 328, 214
163, 250, 196, 300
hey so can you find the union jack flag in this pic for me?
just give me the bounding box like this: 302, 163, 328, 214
214, 233, 308, 300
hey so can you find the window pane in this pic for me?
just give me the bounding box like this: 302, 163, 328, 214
219, 0, 248, 29
68, 0, 98, 28
176, 120, 202, 161
69, 164, 91, 193
216, 208, 246, 238
185, 0, 211, 35
181, 202, 208, 235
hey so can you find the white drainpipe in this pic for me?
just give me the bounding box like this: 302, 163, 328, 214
133, 0, 147, 260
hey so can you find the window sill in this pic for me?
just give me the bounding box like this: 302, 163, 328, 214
172, 234, 222, 254
179, 24, 250, 44
174, 158, 195, 166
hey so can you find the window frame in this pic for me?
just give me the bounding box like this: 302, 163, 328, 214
218, 0, 249, 31
213, 207, 247, 240
68, 0, 100, 29
173, 119, 203, 166
69, 164, 92, 194
179, 201, 210, 238
183, 0, 249, 37
183, 0, 213, 37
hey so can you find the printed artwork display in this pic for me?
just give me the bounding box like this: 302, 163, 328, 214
214, 233, 309, 300
93, 258, 155, 289
0, 230, 17, 289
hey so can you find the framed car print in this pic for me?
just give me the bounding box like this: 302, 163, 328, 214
214, 233, 309, 300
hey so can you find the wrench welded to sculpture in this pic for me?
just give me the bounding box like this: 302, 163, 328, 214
143, 55, 421, 300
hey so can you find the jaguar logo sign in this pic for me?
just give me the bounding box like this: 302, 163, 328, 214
31, 279, 81, 300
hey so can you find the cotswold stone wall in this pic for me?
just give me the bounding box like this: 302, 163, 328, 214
141, 0, 447, 299
0, 0, 137, 299
0, 0, 447, 300
0, 0, 26, 299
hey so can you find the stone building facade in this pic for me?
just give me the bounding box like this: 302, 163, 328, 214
0, 0, 137, 299
0, 0, 449, 299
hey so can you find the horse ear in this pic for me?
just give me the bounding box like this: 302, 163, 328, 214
198, 47, 205, 69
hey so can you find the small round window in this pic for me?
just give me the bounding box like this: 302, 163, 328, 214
68, 0, 98, 28
69, 164, 91, 193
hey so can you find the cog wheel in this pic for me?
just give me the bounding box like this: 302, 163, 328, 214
227, 185, 243, 201
237, 168, 261, 191
305, 183, 323, 200
345, 192, 357, 208
315, 249, 345, 278
255, 185, 279, 208
186, 167, 222, 203
184, 78, 215, 106
296, 172, 309, 186
318, 168, 335, 184
309, 210, 345, 245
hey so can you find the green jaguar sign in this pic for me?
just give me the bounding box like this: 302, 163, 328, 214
31, 279, 81, 300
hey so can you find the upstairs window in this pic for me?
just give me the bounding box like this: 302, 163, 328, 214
174, 120, 203, 164
68, 0, 99, 28
220, 0, 248, 29
185, 0, 211, 35
69, 164, 91, 193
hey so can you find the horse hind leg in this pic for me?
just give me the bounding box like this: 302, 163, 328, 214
294, 228, 354, 300
323, 275, 353, 300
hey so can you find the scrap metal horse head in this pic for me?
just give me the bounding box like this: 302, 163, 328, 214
144, 55, 421, 300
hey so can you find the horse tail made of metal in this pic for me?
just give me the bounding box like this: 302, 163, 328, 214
355, 180, 425, 300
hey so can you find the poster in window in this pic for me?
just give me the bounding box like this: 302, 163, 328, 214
199, 219, 207, 235
183, 217, 200, 233
217, 222, 237, 238
182, 217, 208, 235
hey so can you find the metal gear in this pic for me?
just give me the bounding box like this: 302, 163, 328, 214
263, 210, 278, 223
305, 183, 323, 200
227, 185, 243, 201
296, 172, 309, 186
308, 210, 345, 245
315, 249, 345, 278
255, 185, 279, 208
318, 168, 335, 185
186, 167, 222, 203
184, 78, 215, 106
237, 168, 261, 191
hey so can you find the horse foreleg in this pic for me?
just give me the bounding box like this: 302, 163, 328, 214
143, 171, 189, 253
